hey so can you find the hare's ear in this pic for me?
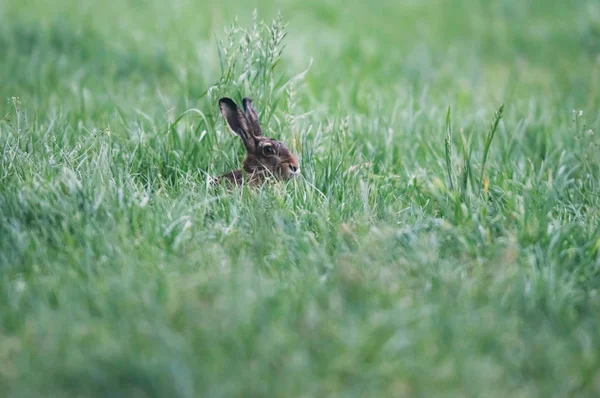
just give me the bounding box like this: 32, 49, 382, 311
219, 98, 256, 150
242, 97, 262, 136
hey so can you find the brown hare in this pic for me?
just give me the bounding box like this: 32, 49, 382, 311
216, 97, 300, 186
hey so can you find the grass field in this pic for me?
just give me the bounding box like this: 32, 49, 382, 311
1, 0, 600, 396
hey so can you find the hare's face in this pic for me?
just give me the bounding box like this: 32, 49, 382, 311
219, 97, 300, 182
244, 137, 300, 180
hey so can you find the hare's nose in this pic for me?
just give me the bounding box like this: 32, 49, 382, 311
288, 164, 299, 174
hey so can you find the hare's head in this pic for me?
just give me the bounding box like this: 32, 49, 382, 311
219, 97, 300, 182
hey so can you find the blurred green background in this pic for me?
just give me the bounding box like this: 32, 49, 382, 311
1, 0, 600, 397
2, 0, 598, 106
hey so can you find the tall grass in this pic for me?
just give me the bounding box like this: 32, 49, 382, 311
1, 1, 600, 397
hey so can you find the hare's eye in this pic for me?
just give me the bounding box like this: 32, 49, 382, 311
262, 145, 275, 156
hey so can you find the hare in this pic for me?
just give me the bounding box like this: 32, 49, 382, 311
216, 97, 300, 186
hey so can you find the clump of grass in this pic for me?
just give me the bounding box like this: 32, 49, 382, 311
205, 10, 311, 122
442, 103, 504, 200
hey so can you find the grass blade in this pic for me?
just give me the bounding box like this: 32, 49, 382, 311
479, 104, 504, 195
445, 106, 455, 191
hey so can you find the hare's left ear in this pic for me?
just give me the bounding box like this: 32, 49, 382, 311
219, 97, 256, 151
242, 97, 262, 137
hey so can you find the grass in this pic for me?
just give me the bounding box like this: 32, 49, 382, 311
1, 0, 600, 396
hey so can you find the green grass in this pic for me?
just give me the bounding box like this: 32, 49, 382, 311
1, 0, 600, 396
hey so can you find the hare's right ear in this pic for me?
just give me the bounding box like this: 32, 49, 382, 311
219, 98, 255, 151
242, 97, 262, 136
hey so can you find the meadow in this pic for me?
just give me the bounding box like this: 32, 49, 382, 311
1, 0, 600, 396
